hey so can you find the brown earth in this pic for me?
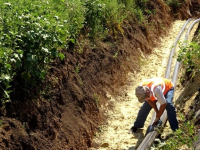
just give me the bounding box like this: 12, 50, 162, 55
0, 1, 200, 150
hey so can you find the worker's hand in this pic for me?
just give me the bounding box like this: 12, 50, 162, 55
152, 118, 160, 126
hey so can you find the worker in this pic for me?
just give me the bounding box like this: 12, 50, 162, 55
129, 77, 179, 133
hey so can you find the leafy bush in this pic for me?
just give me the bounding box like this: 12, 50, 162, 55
84, 0, 107, 38
0, 0, 163, 103
178, 30, 200, 82
64, 0, 85, 39
165, 0, 182, 8
84, 0, 141, 38
0, 0, 86, 102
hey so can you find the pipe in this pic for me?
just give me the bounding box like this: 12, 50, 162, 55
150, 18, 193, 125
165, 18, 193, 79
172, 18, 200, 87
137, 18, 197, 150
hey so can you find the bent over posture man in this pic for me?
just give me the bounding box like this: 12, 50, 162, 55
129, 77, 179, 133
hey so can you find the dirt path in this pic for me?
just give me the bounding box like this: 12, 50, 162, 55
90, 20, 199, 150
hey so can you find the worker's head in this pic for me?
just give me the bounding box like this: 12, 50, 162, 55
135, 86, 146, 103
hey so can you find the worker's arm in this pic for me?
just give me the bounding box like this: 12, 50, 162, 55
146, 94, 167, 118
146, 100, 163, 125
152, 85, 167, 125
156, 103, 167, 119
146, 100, 158, 113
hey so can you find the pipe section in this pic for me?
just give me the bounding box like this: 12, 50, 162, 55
165, 18, 193, 79
172, 18, 200, 86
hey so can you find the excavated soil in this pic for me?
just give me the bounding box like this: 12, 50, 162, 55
0, 1, 200, 150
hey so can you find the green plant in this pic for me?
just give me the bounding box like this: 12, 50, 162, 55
94, 93, 99, 108
0, 0, 170, 104
75, 64, 80, 74
63, 0, 85, 39
84, 0, 107, 38
117, 0, 136, 12
84, 0, 129, 38
22, 122, 26, 129
74, 64, 83, 85
153, 113, 198, 149
178, 38, 200, 82
135, 0, 149, 9
133, 8, 145, 23
0, 1, 67, 85
0, 120, 3, 127
76, 40, 84, 54
113, 51, 119, 58
0, 48, 15, 103
0, 0, 85, 103
165, 0, 181, 8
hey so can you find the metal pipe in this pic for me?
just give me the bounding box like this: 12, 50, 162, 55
172, 18, 200, 86
150, 18, 193, 125
137, 18, 198, 150
165, 18, 193, 79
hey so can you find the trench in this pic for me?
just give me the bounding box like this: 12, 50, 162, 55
90, 19, 199, 150
137, 18, 200, 150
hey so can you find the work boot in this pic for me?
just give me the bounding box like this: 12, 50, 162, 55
128, 126, 138, 134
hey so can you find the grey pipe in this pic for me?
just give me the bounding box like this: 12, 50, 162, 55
172, 18, 200, 86
165, 18, 194, 79
137, 18, 197, 150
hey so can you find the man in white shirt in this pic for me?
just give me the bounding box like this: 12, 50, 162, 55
129, 77, 179, 133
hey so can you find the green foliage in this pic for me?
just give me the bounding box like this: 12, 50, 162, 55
165, 0, 182, 8
64, 0, 85, 39
75, 64, 80, 73
113, 51, 119, 58
94, 93, 99, 108
84, 0, 148, 38
0, 0, 85, 103
117, 0, 137, 19
84, 0, 127, 38
125, 0, 150, 24
134, 0, 149, 9
84, 0, 107, 38
0, 0, 161, 104
178, 31, 200, 81
133, 8, 145, 23
153, 113, 197, 149
0, 120, 3, 127
0, 47, 16, 103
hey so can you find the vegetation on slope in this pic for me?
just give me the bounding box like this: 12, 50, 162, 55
0, 0, 185, 104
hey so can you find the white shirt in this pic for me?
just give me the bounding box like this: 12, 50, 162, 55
153, 85, 166, 104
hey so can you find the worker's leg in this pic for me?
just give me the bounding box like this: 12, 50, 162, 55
165, 88, 179, 131
134, 101, 152, 128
